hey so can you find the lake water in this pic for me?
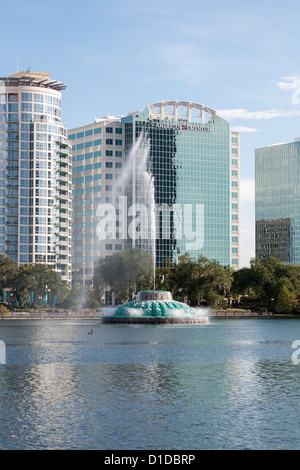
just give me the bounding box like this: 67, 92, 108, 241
0, 318, 300, 450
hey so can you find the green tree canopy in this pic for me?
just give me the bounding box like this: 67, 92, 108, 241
0, 256, 17, 298
93, 248, 154, 303
232, 257, 300, 312
0, 260, 68, 308
275, 285, 298, 314
156, 254, 232, 306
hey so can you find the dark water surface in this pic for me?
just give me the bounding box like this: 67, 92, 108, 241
0, 319, 300, 450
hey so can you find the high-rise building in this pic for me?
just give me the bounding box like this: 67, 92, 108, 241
122, 101, 240, 268
255, 138, 300, 263
0, 71, 72, 284
69, 117, 125, 286
70, 101, 240, 287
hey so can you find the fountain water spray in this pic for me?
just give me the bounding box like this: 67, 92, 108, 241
100, 131, 209, 324
124, 132, 156, 288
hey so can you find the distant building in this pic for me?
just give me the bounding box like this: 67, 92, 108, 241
0, 71, 72, 284
255, 138, 300, 263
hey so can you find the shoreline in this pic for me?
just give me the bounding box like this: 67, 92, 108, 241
0, 310, 298, 320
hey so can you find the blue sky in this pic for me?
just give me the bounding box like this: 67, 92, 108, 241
2, 0, 300, 266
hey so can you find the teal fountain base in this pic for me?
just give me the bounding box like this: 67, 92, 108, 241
102, 291, 208, 324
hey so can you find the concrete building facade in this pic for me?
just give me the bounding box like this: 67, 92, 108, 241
0, 71, 72, 284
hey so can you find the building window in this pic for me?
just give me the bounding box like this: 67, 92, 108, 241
106, 139, 113, 145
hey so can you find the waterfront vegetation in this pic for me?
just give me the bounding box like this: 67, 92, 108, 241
1, 252, 300, 315
94, 251, 300, 315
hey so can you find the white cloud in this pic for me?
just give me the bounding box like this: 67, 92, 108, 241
275, 76, 300, 91
231, 126, 260, 133
217, 108, 300, 120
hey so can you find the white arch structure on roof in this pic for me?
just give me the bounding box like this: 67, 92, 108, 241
146, 100, 217, 124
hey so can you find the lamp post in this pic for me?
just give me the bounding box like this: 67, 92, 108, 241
271, 298, 274, 314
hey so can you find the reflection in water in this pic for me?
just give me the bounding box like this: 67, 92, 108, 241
0, 320, 300, 449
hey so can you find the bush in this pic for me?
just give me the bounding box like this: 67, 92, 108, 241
0, 304, 10, 315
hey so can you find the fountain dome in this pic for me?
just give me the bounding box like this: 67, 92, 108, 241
102, 291, 208, 324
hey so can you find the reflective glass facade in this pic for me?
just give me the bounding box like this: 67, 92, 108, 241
0, 71, 72, 284
122, 103, 240, 268
255, 140, 300, 263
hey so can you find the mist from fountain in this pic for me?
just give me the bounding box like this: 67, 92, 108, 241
121, 131, 156, 286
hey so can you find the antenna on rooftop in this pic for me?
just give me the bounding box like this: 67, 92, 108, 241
16, 53, 18, 73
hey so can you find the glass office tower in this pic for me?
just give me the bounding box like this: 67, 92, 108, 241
122, 101, 240, 268
0, 71, 72, 284
256, 138, 300, 263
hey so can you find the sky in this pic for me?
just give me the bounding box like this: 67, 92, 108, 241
2, 0, 300, 267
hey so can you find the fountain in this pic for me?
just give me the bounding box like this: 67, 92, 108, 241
102, 290, 208, 324
101, 131, 208, 325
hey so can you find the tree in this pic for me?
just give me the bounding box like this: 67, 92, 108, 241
0, 256, 17, 299
156, 254, 232, 306
231, 257, 300, 312
93, 248, 154, 303
11, 264, 37, 308
275, 285, 298, 314
56, 283, 82, 309
29, 264, 67, 306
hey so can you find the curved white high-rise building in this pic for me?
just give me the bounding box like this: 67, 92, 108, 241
0, 71, 72, 284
